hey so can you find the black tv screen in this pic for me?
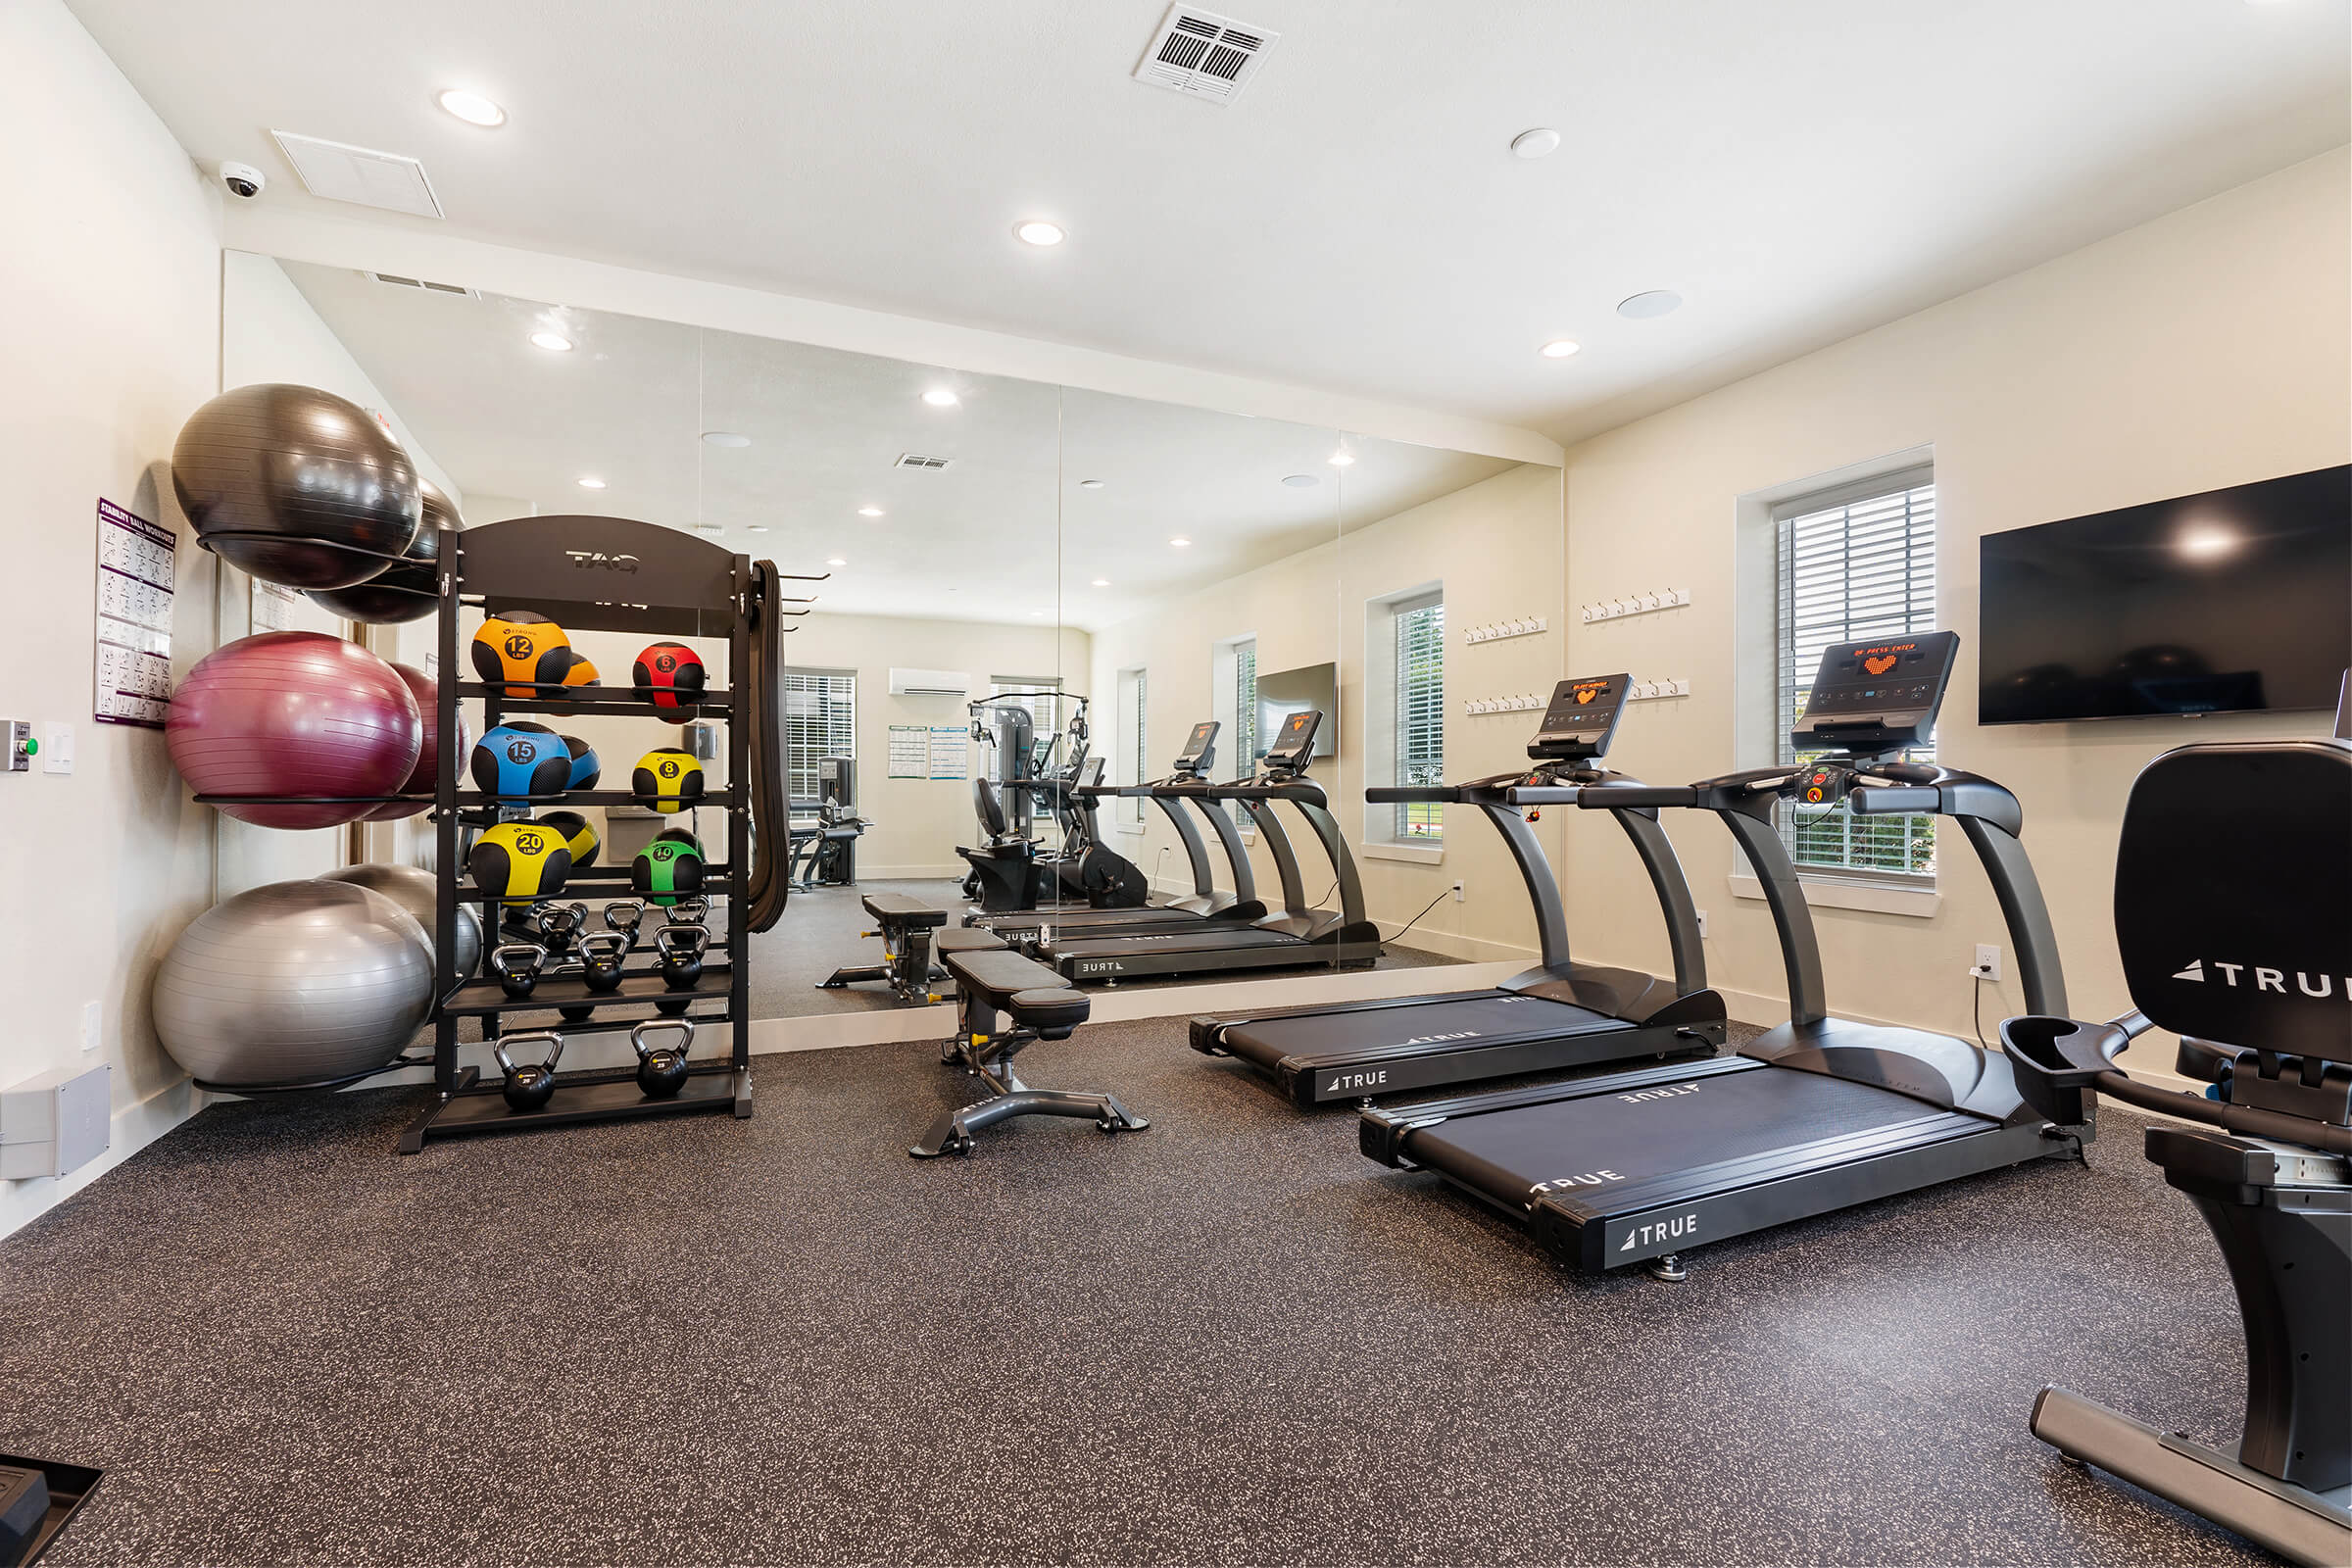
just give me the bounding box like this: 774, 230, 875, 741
1979, 466, 2350, 724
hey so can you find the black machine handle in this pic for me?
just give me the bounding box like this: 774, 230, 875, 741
1556, 784, 1693, 808
1365, 785, 1459, 804
2002, 1011, 2352, 1155
1849, 784, 1940, 814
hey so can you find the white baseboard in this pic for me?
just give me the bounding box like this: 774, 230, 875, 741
2, 1073, 198, 1242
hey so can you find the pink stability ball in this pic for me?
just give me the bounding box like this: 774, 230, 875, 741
362, 661, 461, 821
167, 632, 422, 829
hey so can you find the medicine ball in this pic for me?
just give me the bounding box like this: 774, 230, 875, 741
632, 748, 705, 813
471, 721, 571, 802
171, 383, 422, 591
469, 821, 573, 906
541, 649, 602, 714
631, 837, 706, 906
306, 476, 460, 623
632, 640, 706, 722
654, 826, 703, 852
471, 612, 571, 697
562, 734, 601, 790
363, 661, 462, 820
536, 810, 601, 870
166, 632, 421, 830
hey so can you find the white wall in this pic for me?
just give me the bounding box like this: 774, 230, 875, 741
0, 0, 224, 1236
1088, 463, 1571, 961
1559, 147, 2351, 1073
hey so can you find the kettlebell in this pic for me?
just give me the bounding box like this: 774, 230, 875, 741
493, 1030, 564, 1111
603, 899, 648, 953
491, 942, 549, 1001
654, 923, 709, 1016
578, 931, 628, 994
535, 900, 590, 963
666, 895, 710, 928
630, 1017, 694, 1100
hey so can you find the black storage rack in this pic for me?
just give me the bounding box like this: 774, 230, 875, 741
399, 514, 757, 1153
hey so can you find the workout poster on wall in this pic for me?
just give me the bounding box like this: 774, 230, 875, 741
886, 725, 930, 778
927, 725, 968, 780
93, 498, 175, 729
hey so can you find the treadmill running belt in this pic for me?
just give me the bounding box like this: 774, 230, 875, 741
1220, 991, 1622, 1070
1049, 927, 1299, 958
1410, 1067, 1950, 1206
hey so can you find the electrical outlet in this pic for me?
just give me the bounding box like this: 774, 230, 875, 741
79, 1001, 101, 1052
1451, 881, 1465, 904
1696, 908, 1708, 938
1973, 943, 2002, 981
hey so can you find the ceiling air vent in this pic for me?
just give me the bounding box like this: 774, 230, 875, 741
895, 453, 954, 471
1134, 5, 1280, 103
270, 130, 443, 219
365, 272, 478, 299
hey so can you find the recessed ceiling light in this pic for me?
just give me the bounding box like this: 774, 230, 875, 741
1328, 451, 1355, 467
1014, 220, 1065, 247
826, 557, 847, 566
1509, 127, 1560, 160
1169, 537, 1192, 548
1281, 474, 1318, 488
858, 506, 885, 517
1091, 578, 1110, 587
1079, 479, 1105, 490
922, 388, 959, 408
1029, 610, 1048, 617
576, 476, 607, 490
437, 89, 507, 127
746, 524, 769, 533
702, 430, 752, 448
529, 330, 573, 353
1540, 339, 1582, 359
695, 525, 723, 535
1617, 290, 1684, 319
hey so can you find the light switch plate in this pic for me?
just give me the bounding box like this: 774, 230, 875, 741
41, 722, 73, 775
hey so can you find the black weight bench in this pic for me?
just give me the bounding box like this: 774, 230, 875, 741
910, 944, 1149, 1157
819, 893, 956, 1004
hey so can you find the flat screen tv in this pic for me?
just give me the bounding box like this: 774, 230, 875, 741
1255, 662, 1338, 760
1978, 465, 2350, 725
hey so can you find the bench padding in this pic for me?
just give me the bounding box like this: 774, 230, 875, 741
860, 893, 947, 929
933, 927, 1005, 954
943, 947, 1091, 1037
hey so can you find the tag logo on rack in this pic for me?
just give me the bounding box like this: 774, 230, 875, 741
564, 550, 641, 573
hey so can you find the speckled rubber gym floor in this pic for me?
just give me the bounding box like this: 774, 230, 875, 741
0, 1019, 2268, 1566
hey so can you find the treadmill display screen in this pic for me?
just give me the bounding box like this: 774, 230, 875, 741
1792, 631, 1960, 755
1531, 674, 1630, 760
1176, 720, 1218, 771
1266, 710, 1322, 766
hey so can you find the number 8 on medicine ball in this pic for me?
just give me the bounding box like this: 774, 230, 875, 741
470, 821, 573, 906
632, 748, 705, 813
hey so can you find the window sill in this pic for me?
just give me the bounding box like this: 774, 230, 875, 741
1363, 842, 1445, 865
1114, 821, 1147, 838
1730, 871, 1939, 919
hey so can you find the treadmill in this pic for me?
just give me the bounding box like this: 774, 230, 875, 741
1191, 674, 1727, 1106
966, 721, 1267, 948
1362, 632, 2088, 1278
1039, 710, 1383, 983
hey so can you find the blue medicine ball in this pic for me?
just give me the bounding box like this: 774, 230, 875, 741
469, 721, 570, 801
562, 734, 601, 790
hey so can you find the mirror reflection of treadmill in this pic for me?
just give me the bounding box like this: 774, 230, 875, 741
1190, 674, 1728, 1106
962, 721, 1271, 945
1033, 710, 1387, 982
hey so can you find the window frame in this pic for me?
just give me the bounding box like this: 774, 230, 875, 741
1392, 591, 1446, 842
781, 667, 857, 807
1113, 665, 1149, 831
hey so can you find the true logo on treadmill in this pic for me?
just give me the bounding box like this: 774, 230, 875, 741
1074, 960, 1124, 975
1619, 1212, 1699, 1251
1324, 1070, 1389, 1093
1617, 1082, 1700, 1105
1390, 1030, 1480, 1048
1531, 1169, 1623, 1193
2171, 957, 2346, 1000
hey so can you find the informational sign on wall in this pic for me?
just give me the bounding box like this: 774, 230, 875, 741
93, 499, 174, 728
927, 726, 968, 780
251, 580, 306, 631
886, 725, 930, 778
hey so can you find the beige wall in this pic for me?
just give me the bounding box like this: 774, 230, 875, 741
0, 0, 224, 1235
789, 611, 1092, 878
1559, 147, 2351, 1073
1088, 462, 1572, 961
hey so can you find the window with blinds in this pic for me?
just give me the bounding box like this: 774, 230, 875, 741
1230, 639, 1257, 824
991, 677, 1062, 818
1394, 593, 1446, 840
1776, 469, 1937, 881
782, 670, 856, 804
1120, 667, 1149, 825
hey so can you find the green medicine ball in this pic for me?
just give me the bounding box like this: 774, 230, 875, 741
631, 837, 705, 906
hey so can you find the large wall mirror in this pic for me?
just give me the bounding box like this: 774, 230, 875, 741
220, 248, 1559, 1017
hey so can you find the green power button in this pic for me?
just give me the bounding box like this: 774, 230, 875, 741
22, 738, 35, 757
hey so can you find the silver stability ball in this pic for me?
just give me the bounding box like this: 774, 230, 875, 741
152, 879, 432, 1088
322, 861, 480, 981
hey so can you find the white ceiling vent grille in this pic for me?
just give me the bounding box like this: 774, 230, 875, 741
270, 130, 444, 219
895, 453, 954, 471
365, 271, 477, 299
1133, 5, 1279, 103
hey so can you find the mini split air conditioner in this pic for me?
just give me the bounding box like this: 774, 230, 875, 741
888, 667, 972, 698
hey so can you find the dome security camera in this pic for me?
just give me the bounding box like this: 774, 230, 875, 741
218, 161, 266, 200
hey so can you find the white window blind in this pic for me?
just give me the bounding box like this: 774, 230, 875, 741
1230, 638, 1257, 823
991, 678, 1062, 818
1776, 470, 1937, 880
782, 670, 856, 804
1395, 593, 1445, 840
1131, 669, 1149, 825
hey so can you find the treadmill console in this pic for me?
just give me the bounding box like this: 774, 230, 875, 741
1173, 720, 1218, 778
1529, 674, 1630, 761
1791, 631, 1959, 757
1263, 710, 1323, 775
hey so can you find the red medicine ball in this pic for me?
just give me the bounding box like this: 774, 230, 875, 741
632, 640, 706, 723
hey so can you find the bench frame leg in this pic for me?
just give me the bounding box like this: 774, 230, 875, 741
909, 1022, 1149, 1158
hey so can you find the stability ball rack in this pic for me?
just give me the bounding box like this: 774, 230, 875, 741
400, 514, 757, 1153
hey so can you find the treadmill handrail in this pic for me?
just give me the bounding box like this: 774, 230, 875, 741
1210, 780, 1332, 807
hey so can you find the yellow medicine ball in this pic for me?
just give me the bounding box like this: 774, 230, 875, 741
631, 747, 706, 814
